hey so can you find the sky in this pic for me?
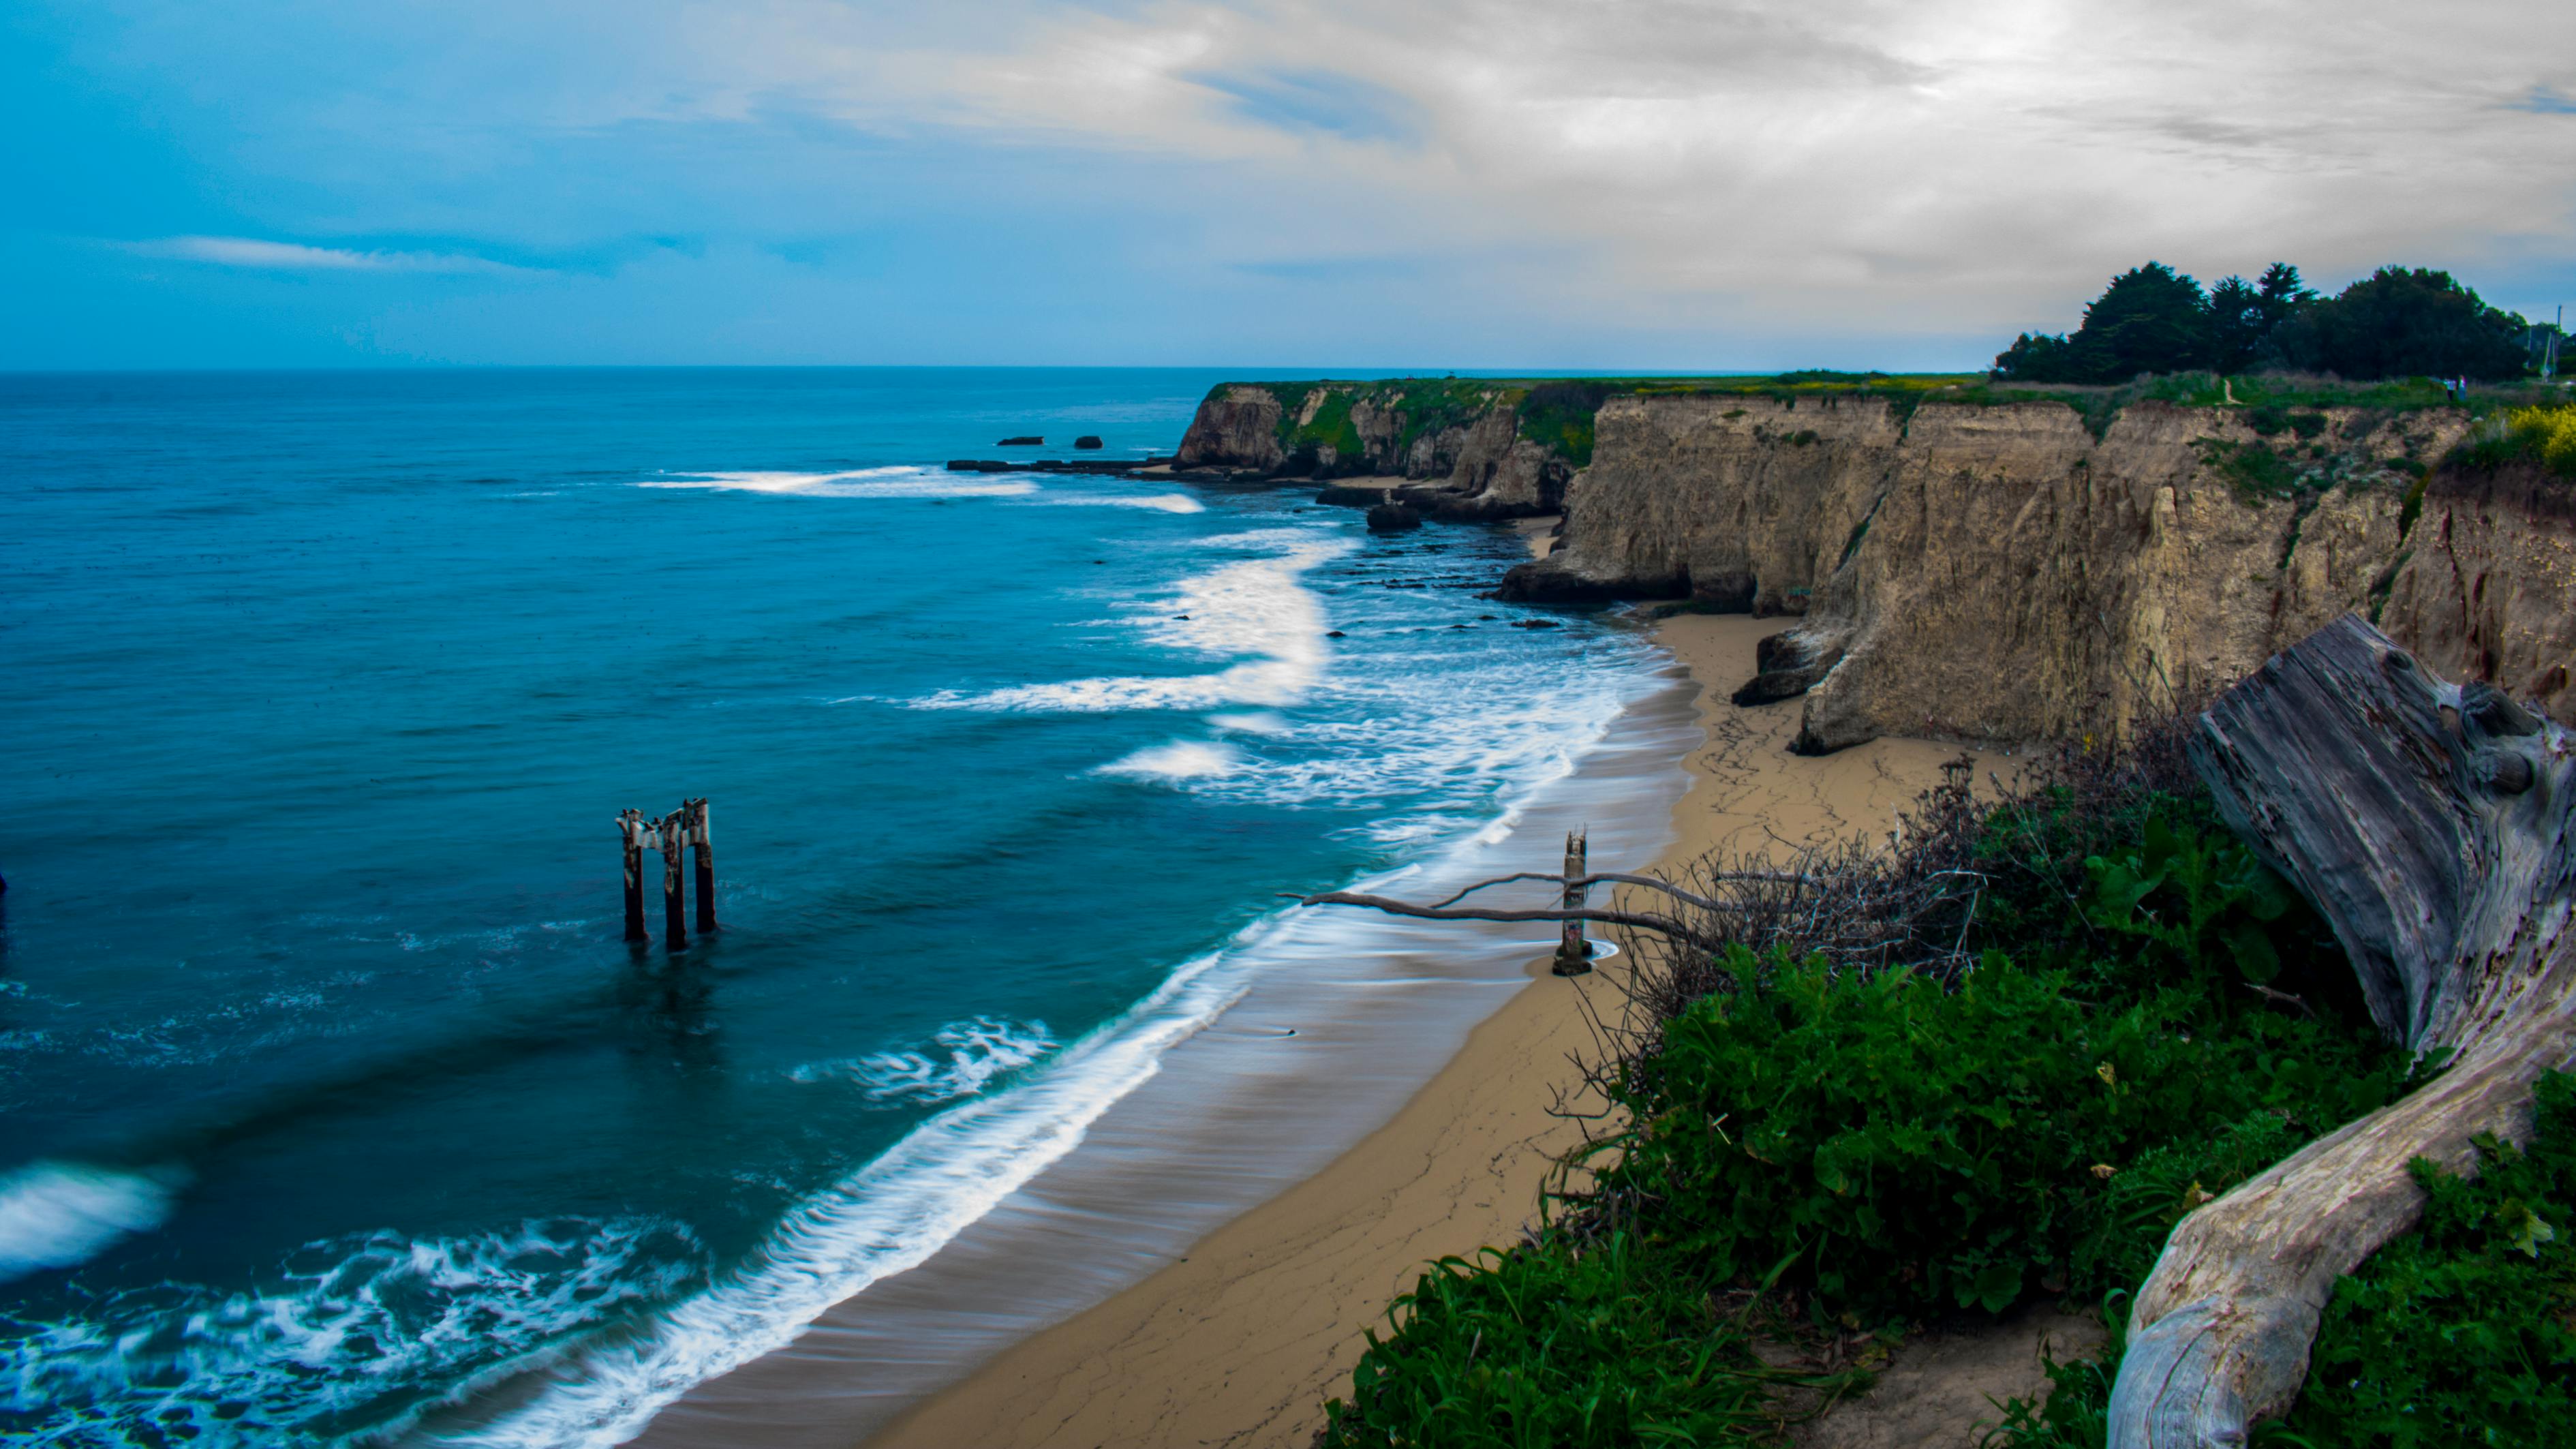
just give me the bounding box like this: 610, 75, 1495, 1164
4, 0, 2573, 370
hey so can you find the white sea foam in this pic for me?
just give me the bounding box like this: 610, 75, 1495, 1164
787, 1018, 1056, 1103
639, 468, 1037, 500
1030, 491, 1203, 513
0, 1217, 703, 1445
438, 652, 1670, 1448
914, 532, 1351, 714
0, 1162, 182, 1281
1098, 741, 1242, 781
442, 943, 1263, 1449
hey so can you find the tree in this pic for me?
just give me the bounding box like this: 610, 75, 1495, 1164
2076, 262, 2213, 380
2254, 262, 2314, 332
1994, 262, 2213, 383
2271, 267, 2530, 380
2206, 275, 2267, 375
1992, 330, 2078, 382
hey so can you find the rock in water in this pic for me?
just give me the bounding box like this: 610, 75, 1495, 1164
998, 435, 1043, 446
1073, 435, 1104, 450
1365, 502, 1422, 532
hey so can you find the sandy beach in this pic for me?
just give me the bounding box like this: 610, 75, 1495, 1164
861, 613, 1993, 1449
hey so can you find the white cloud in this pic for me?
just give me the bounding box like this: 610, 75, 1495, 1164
680, 0, 2576, 333
128, 235, 534, 275
59, 0, 2576, 360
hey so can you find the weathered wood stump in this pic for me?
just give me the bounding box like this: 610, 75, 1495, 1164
620, 809, 649, 943
1553, 829, 1594, 976
687, 797, 717, 934
659, 812, 689, 953
2109, 614, 2576, 1446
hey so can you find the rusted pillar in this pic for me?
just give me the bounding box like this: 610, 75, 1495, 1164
690, 798, 717, 934
660, 812, 688, 952
620, 810, 648, 943
1552, 829, 1593, 977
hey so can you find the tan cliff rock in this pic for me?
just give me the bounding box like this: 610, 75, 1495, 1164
1173, 382, 1570, 519
2379, 465, 2576, 717
1175, 385, 1289, 474
1500, 392, 2576, 750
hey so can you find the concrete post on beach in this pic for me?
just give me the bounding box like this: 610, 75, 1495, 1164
619, 809, 649, 943
659, 812, 689, 953
1552, 829, 1593, 976
687, 798, 717, 934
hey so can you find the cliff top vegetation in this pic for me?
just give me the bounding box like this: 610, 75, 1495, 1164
1994, 261, 2558, 385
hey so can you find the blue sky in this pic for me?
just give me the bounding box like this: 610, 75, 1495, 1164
5, 0, 2572, 369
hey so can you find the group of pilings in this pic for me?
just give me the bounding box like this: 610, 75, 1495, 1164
620, 798, 714, 951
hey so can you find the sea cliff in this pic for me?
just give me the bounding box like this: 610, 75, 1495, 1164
1176, 380, 2576, 752
1174, 380, 1594, 519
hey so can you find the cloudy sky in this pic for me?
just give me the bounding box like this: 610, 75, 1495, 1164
7, 0, 2572, 369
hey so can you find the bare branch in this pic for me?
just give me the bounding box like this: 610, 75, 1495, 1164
1287, 891, 1704, 943
1417, 869, 1799, 915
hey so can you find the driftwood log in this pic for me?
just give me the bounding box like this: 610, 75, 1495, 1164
2108, 614, 2576, 1446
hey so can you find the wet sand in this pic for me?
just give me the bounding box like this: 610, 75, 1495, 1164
852, 614, 1994, 1449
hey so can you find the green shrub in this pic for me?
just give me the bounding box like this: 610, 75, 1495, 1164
1597, 949, 2404, 1321
1519, 382, 1615, 468
2455, 403, 2576, 480
2276, 1071, 2576, 1448
2196, 438, 2305, 499
1988, 1073, 2576, 1449
1321, 752, 2452, 1449
1321, 1234, 1808, 1449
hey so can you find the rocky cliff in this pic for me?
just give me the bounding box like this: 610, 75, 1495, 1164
1497, 391, 2576, 750
1173, 380, 1579, 520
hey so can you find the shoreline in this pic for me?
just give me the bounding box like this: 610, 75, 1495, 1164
840, 614, 1995, 1449
634, 623, 1696, 1448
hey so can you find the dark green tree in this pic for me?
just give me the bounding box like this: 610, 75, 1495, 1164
1994, 262, 2212, 382
2272, 266, 2530, 380
2207, 275, 2267, 374
2072, 262, 2212, 380
2254, 262, 2314, 331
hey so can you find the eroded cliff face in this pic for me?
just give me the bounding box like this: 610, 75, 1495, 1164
2379, 466, 2576, 721
1171, 382, 1571, 519
1174, 386, 1289, 474
1499, 393, 2571, 750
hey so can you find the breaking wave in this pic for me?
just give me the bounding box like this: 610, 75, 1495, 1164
0, 1217, 705, 1446
0, 1163, 182, 1283
786, 1018, 1057, 1104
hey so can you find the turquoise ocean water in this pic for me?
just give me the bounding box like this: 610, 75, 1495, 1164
0, 369, 1669, 1445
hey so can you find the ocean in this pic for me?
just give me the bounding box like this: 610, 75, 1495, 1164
0, 368, 1681, 1446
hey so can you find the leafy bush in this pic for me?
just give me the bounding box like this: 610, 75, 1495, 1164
1323, 748, 2420, 1446
1597, 946, 2404, 1322
2456, 403, 2576, 480
1520, 381, 1616, 468
1322, 1234, 1805, 1449
2275, 1071, 2576, 1448
1989, 1073, 2576, 1449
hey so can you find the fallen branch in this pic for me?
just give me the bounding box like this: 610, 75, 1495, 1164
1286, 891, 1702, 943
2109, 615, 2576, 1447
